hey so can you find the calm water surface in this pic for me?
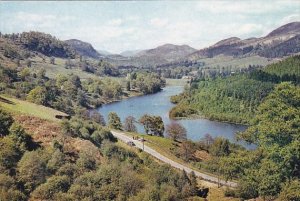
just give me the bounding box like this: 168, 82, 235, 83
98, 86, 251, 147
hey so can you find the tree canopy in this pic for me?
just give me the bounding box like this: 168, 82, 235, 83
139, 114, 165, 136
221, 82, 300, 199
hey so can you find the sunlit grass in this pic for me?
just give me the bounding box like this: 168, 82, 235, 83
121, 131, 219, 178
0, 95, 67, 122
31, 57, 99, 80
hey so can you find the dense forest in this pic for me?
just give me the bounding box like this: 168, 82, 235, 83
170, 55, 300, 124
167, 56, 300, 200
250, 55, 300, 84
220, 82, 300, 200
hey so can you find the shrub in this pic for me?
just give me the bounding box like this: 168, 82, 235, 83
17, 149, 50, 193
0, 109, 13, 136
0, 136, 20, 171
31, 175, 70, 200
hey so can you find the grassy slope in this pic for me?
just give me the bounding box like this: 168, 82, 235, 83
31, 56, 99, 80
30, 56, 142, 101
0, 95, 67, 122
31, 56, 126, 81
120, 131, 227, 179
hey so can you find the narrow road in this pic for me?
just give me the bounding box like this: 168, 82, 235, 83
111, 130, 237, 187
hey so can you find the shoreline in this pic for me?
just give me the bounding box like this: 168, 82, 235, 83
98, 80, 185, 108
98, 83, 249, 127
171, 114, 249, 126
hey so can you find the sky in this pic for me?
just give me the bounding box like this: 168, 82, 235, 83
0, 1, 299, 53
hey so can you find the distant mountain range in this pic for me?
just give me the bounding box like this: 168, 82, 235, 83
1, 22, 299, 68
102, 44, 197, 67
136, 44, 197, 60
188, 22, 300, 60
105, 22, 299, 66
119, 50, 142, 57
97, 49, 113, 56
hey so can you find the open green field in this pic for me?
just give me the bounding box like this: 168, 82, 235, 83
31, 57, 99, 80
0, 95, 67, 122
31, 56, 129, 85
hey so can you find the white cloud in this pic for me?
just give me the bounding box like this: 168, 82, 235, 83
70, 24, 137, 52
108, 18, 123, 26
196, 1, 296, 14
222, 23, 264, 36
127, 16, 140, 21
12, 11, 75, 29
150, 18, 169, 27
280, 14, 300, 24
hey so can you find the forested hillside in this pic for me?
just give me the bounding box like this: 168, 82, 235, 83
264, 55, 300, 76
0, 107, 201, 200
1, 32, 76, 58
250, 55, 300, 84
0, 63, 165, 117
220, 82, 300, 200
170, 55, 300, 124
0, 31, 166, 117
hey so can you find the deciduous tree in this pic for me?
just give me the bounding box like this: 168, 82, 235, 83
108, 112, 122, 130
139, 114, 164, 136
26, 86, 47, 105
166, 121, 187, 141
123, 116, 137, 132
0, 109, 13, 137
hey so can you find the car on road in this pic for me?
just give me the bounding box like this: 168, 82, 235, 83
127, 141, 135, 146
138, 138, 145, 142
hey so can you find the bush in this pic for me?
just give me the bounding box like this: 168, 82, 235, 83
76, 151, 96, 171
17, 149, 50, 193
26, 86, 48, 105
0, 174, 26, 201
31, 175, 70, 200
0, 189, 27, 201
0, 136, 20, 171
9, 123, 36, 152
279, 179, 300, 201
224, 188, 236, 197
56, 163, 79, 179
47, 150, 65, 173
0, 109, 13, 136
